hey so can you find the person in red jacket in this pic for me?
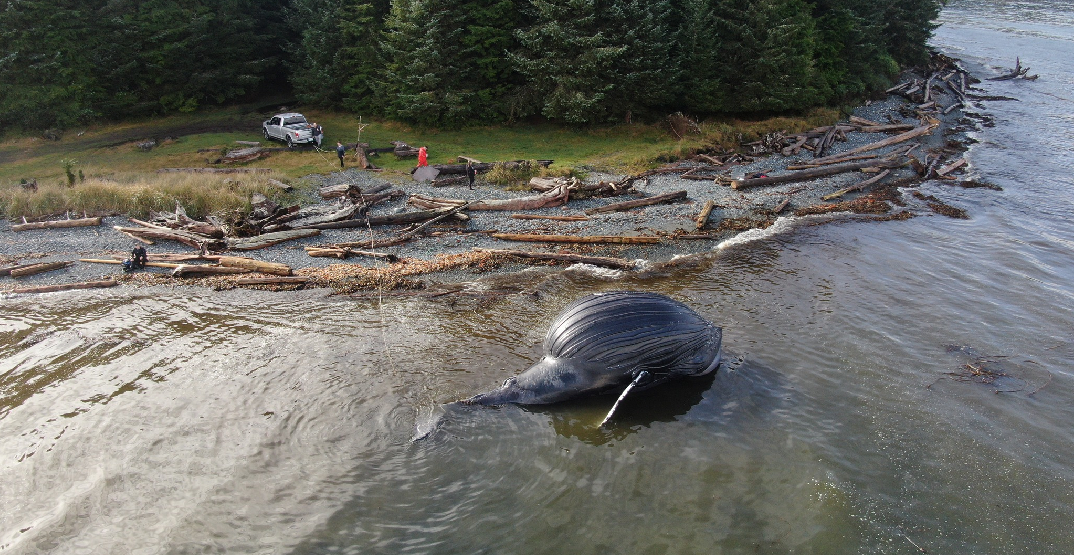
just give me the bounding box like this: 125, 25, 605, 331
417, 146, 428, 167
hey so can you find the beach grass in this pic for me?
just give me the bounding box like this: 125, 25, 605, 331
0, 105, 843, 219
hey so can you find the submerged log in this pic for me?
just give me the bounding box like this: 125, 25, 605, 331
585, 190, 688, 215
226, 229, 320, 251
11, 280, 117, 295
474, 248, 636, 270
492, 233, 660, 244
10, 261, 74, 278
12, 217, 102, 232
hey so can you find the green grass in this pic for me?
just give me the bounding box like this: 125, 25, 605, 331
0, 105, 843, 219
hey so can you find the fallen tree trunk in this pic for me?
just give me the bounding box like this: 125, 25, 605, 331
474, 248, 636, 269
11, 280, 117, 295
585, 190, 688, 215
732, 158, 903, 190
12, 217, 102, 232
226, 229, 320, 251
491, 233, 660, 244
10, 261, 74, 278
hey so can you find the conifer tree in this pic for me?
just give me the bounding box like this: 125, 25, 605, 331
701, 0, 823, 113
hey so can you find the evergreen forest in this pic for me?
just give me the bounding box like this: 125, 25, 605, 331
0, 0, 943, 131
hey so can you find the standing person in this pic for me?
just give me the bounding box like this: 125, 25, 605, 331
336, 142, 346, 168
417, 146, 428, 167
466, 161, 476, 189
311, 122, 324, 148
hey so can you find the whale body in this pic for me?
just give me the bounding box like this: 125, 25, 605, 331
462, 291, 723, 410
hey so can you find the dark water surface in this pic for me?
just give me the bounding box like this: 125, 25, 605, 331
2, 2, 1072, 553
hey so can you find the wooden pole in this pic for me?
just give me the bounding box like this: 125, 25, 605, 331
10, 261, 73, 278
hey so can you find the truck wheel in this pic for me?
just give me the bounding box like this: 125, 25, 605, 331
264, 128, 271, 140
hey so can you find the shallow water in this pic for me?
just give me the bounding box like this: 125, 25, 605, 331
1, 2, 1072, 553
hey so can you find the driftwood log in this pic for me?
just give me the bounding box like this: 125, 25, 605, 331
410, 186, 570, 211
304, 247, 399, 261
732, 158, 904, 190
12, 217, 102, 232
10, 280, 118, 295
114, 225, 224, 250
210, 256, 292, 276
226, 229, 320, 251
809, 125, 934, 165
822, 169, 893, 201
473, 248, 636, 270
9, 261, 73, 278
695, 200, 716, 230
172, 265, 251, 277
584, 190, 688, 215
491, 233, 660, 244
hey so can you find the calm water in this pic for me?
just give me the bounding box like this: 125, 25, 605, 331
1, 2, 1072, 553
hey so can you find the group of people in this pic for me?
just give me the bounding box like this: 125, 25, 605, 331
310, 125, 476, 186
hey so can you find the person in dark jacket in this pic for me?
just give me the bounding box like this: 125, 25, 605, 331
337, 142, 346, 168
466, 161, 476, 189
311, 123, 324, 148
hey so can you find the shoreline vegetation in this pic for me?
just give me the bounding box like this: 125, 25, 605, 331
0, 53, 1008, 298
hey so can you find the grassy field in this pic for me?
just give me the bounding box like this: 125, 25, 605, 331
0, 105, 841, 219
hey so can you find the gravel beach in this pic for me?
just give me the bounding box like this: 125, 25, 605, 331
1, 86, 989, 296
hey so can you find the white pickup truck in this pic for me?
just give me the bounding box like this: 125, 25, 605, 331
262, 112, 314, 147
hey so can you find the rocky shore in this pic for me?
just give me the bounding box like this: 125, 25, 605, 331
1, 63, 997, 298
